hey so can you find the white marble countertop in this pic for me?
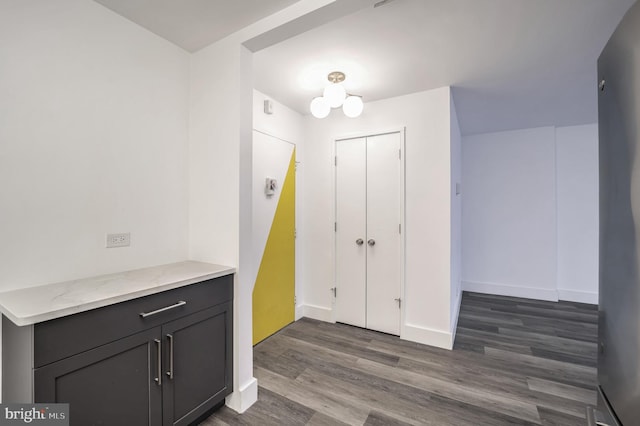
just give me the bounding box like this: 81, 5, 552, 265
0, 261, 235, 326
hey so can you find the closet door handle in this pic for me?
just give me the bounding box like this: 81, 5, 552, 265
356, 238, 364, 246
154, 339, 162, 386
166, 334, 174, 379
367, 239, 376, 246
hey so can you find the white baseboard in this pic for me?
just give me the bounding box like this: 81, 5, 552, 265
450, 289, 462, 344
557, 288, 598, 304
295, 304, 304, 321
462, 280, 559, 302
402, 324, 453, 350
225, 377, 258, 413
299, 304, 333, 322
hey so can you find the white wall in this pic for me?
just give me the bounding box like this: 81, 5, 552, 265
462, 124, 599, 303
556, 124, 599, 303
187, 1, 356, 413
253, 91, 305, 144
0, 0, 190, 290
462, 127, 558, 300
450, 93, 463, 333
301, 87, 459, 349
189, 38, 254, 413
253, 91, 305, 315
0, 0, 191, 402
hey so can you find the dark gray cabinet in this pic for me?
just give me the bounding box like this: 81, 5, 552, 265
34, 327, 163, 425
162, 304, 231, 426
2, 274, 233, 426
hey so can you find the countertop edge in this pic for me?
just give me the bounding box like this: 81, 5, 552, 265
0, 263, 236, 326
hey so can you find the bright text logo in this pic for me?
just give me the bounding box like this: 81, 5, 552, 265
0, 404, 68, 426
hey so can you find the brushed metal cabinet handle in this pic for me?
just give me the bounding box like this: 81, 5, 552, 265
140, 301, 187, 318
166, 334, 174, 379
356, 238, 364, 246
154, 339, 162, 386
367, 239, 376, 246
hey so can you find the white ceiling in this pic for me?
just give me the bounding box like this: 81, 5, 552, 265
93, 0, 635, 135
253, 0, 635, 135
93, 0, 300, 52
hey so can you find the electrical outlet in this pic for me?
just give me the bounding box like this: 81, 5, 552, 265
106, 232, 130, 248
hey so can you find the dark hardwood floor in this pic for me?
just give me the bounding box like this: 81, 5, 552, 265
201, 291, 598, 425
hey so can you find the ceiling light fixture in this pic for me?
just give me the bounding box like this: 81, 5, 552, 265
310, 71, 363, 119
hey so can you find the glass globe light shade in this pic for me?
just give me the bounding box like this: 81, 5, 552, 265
323, 83, 347, 108
342, 95, 364, 118
310, 96, 330, 119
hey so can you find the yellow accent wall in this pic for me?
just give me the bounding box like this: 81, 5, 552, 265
252, 149, 295, 345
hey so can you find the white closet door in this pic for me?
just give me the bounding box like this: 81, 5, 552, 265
335, 137, 367, 328
366, 132, 401, 335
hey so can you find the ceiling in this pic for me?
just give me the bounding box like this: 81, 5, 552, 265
93, 0, 300, 52
93, 0, 635, 135
253, 0, 635, 135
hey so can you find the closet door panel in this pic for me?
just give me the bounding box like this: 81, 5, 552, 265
366, 133, 402, 335
335, 138, 367, 327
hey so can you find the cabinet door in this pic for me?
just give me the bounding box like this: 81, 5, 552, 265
34, 327, 162, 426
162, 303, 232, 426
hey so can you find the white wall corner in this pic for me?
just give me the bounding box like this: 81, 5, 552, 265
225, 376, 258, 414
401, 324, 454, 350
462, 280, 559, 302
557, 288, 598, 305
450, 289, 463, 344
299, 304, 334, 323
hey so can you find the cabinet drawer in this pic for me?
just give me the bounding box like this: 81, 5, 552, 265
34, 274, 233, 368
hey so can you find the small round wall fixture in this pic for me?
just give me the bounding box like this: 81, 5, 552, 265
309, 71, 363, 119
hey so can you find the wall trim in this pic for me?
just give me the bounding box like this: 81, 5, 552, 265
295, 304, 304, 321
299, 304, 333, 323
450, 289, 463, 344
462, 280, 559, 302
401, 324, 453, 350
557, 288, 598, 305
225, 377, 258, 414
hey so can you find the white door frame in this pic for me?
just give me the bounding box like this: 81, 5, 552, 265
331, 126, 406, 335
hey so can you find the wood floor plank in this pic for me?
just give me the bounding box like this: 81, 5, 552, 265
364, 411, 413, 426
252, 348, 309, 380
295, 368, 429, 426
498, 327, 597, 358
483, 346, 597, 387
351, 357, 542, 423
455, 328, 535, 355
281, 326, 400, 367
531, 346, 597, 367
537, 406, 591, 426
306, 412, 351, 426
202, 292, 598, 425
255, 366, 370, 425
527, 377, 597, 405
204, 387, 315, 426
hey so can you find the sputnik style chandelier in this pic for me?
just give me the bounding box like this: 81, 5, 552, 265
310, 71, 364, 119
